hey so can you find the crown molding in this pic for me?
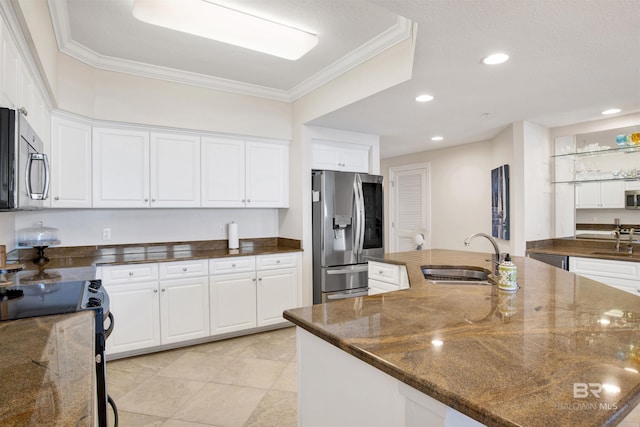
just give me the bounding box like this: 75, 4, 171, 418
47, 0, 411, 102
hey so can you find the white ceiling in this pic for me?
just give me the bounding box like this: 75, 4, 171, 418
48, 0, 640, 159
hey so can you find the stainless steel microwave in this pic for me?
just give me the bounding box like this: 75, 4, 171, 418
0, 108, 50, 211
625, 190, 640, 209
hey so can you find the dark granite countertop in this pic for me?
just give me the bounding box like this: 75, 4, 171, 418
6, 238, 302, 272
0, 311, 96, 426
527, 237, 640, 262
284, 249, 640, 427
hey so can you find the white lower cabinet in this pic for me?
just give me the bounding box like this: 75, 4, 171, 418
569, 256, 640, 296
368, 261, 409, 295
209, 253, 299, 335
159, 276, 210, 344
210, 271, 257, 334
105, 279, 161, 354
100, 253, 301, 356
99, 260, 210, 356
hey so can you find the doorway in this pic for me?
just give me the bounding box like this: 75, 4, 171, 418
388, 163, 430, 252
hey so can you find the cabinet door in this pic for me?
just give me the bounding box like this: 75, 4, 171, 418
210, 272, 257, 334
257, 267, 296, 327
105, 281, 161, 355
312, 142, 343, 171
160, 277, 210, 344
341, 146, 370, 173
50, 115, 92, 208
245, 140, 289, 208
575, 182, 600, 208
150, 132, 201, 207
1, 24, 19, 108
92, 127, 150, 207
600, 180, 624, 208
201, 137, 245, 207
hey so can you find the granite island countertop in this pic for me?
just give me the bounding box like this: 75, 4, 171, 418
0, 311, 96, 426
284, 249, 640, 427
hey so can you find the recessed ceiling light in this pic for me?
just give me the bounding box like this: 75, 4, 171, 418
415, 94, 434, 103
602, 108, 622, 115
431, 136, 443, 141
482, 53, 509, 65
132, 0, 318, 60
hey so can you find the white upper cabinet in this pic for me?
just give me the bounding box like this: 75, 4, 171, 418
312, 140, 370, 173
1, 22, 20, 110
92, 127, 150, 208
575, 177, 624, 209
150, 132, 201, 207
245, 140, 289, 208
201, 137, 245, 207
201, 137, 289, 208
50, 114, 92, 208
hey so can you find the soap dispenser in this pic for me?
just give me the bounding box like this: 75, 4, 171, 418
498, 254, 518, 290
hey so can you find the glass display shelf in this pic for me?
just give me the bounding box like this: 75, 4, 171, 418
552, 177, 640, 185
553, 145, 640, 159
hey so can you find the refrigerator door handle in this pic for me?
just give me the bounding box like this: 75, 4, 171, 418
353, 176, 362, 255
326, 289, 369, 300
355, 174, 365, 255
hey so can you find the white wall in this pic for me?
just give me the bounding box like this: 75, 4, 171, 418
381, 132, 514, 255
0, 213, 16, 251
13, 208, 278, 247
522, 121, 553, 245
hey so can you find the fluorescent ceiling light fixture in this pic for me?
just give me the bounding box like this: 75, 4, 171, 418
602, 108, 622, 115
482, 53, 509, 65
431, 136, 444, 141
415, 94, 434, 103
132, 0, 318, 60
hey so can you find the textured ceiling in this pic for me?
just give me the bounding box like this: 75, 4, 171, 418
48, 0, 640, 158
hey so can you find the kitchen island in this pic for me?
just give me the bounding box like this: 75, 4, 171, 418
0, 311, 96, 426
284, 249, 640, 427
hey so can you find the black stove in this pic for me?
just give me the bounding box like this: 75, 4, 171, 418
0, 279, 109, 321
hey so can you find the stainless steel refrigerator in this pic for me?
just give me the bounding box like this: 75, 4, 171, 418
312, 170, 384, 303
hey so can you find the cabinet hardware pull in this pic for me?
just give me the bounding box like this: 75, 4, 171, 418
54, 196, 59, 200
129, 272, 134, 276
259, 277, 262, 281
276, 260, 280, 263
144, 198, 149, 202
253, 278, 256, 282
153, 289, 158, 293
152, 198, 156, 202
232, 263, 236, 267
182, 267, 187, 272
379, 270, 384, 274
161, 288, 166, 292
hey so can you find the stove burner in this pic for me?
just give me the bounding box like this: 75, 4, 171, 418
0, 288, 24, 301
87, 297, 102, 308
88, 280, 102, 293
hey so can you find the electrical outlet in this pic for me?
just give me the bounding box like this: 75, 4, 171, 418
218, 225, 225, 237
102, 228, 111, 241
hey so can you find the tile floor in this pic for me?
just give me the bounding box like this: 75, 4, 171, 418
107, 327, 298, 427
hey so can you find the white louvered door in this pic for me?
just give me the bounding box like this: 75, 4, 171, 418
389, 164, 430, 252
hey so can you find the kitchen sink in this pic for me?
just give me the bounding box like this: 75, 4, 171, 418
422, 265, 495, 285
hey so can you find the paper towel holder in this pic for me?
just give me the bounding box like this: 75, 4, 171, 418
228, 221, 239, 250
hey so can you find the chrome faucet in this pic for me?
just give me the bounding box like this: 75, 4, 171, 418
628, 228, 635, 255
614, 229, 621, 252
464, 233, 501, 275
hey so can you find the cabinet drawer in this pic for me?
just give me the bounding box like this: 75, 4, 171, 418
100, 263, 159, 284
368, 261, 400, 284
256, 253, 298, 270
570, 257, 640, 281
368, 279, 400, 295
209, 256, 256, 275
159, 259, 209, 279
